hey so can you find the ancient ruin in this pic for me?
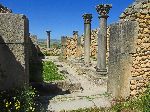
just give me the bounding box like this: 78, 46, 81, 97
96, 4, 112, 73
46, 31, 51, 48
108, 0, 150, 98
82, 14, 92, 66
0, 4, 12, 13
0, 0, 149, 111
0, 13, 29, 90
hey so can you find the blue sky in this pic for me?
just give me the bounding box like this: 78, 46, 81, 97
0, 0, 133, 40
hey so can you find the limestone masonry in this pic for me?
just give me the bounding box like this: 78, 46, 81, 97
118, 0, 150, 97
61, 0, 150, 98
0, 4, 12, 13
0, 13, 29, 90
0, 0, 149, 100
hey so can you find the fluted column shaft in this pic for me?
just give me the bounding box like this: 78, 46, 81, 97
61, 36, 67, 58
96, 4, 112, 73
46, 31, 51, 48
82, 14, 92, 66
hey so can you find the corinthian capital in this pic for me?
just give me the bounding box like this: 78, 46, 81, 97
82, 14, 93, 24
96, 4, 112, 18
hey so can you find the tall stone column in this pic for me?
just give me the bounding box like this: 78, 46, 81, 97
46, 31, 51, 48
61, 36, 67, 58
82, 14, 92, 66
96, 4, 112, 73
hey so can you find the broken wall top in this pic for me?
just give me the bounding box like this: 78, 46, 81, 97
30, 35, 38, 45
0, 4, 12, 13
0, 14, 29, 43
135, 0, 150, 3
120, 0, 150, 20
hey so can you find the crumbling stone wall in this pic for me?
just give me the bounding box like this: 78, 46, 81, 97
108, 0, 150, 98
63, 30, 99, 59
108, 21, 139, 98
90, 29, 98, 58
64, 33, 79, 59
28, 34, 43, 82
0, 4, 12, 13
120, 0, 150, 97
0, 13, 29, 90
29, 35, 39, 62
63, 29, 110, 62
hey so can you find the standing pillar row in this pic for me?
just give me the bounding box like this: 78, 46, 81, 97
96, 4, 112, 74
46, 31, 51, 48
82, 14, 92, 66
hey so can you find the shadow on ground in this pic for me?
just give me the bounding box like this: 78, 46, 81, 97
31, 82, 71, 111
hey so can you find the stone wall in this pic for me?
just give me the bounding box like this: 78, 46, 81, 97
63, 33, 79, 59
29, 34, 43, 82
0, 4, 12, 13
0, 13, 29, 90
90, 29, 98, 58
108, 21, 138, 98
63, 28, 110, 63
29, 35, 39, 62
108, 0, 150, 98
63, 30, 97, 59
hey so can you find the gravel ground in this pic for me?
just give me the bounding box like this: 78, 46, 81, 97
41, 56, 111, 112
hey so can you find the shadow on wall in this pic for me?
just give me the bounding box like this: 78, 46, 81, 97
0, 36, 27, 91
28, 38, 44, 83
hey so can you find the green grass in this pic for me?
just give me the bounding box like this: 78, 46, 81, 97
42, 61, 64, 82
60, 107, 109, 112
111, 84, 150, 112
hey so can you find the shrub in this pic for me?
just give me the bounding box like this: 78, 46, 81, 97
42, 61, 64, 82
0, 86, 37, 112
111, 84, 150, 112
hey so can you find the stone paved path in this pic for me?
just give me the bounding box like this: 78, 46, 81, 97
41, 56, 111, 112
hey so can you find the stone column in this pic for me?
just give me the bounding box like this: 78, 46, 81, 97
73, 31, 78, 38
82, 14, 92, 66
96, 4, 112, 73
46, 31, 51, 48
61, 36, 67, 58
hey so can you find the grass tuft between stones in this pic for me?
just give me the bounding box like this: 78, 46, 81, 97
42, 61, 65, 82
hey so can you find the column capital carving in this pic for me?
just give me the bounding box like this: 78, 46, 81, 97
46, 31, 51, 36
73, 31, 78, 35
82, 14, 93, 24
96, 4, 112, 18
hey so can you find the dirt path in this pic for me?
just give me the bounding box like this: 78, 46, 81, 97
42, 56, 111, 112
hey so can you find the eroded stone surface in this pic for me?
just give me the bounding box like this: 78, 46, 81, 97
0, 13, 29, 90
108, 0, 150, 98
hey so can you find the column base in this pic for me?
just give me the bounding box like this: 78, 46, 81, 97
84, 62, 92, 67
96, 68, 107, 75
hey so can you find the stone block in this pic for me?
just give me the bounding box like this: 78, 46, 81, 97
108, 21, 138, 98
0, 13, 29, 90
